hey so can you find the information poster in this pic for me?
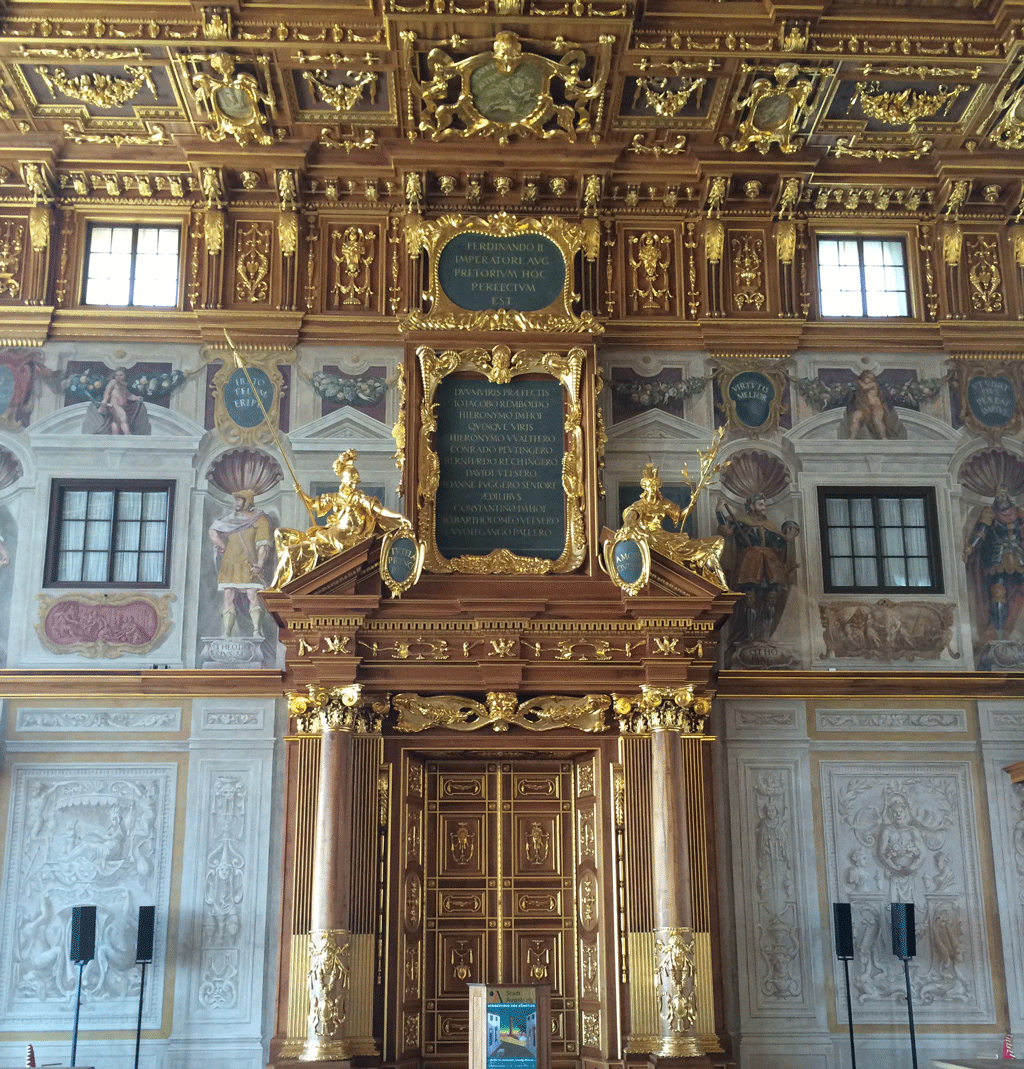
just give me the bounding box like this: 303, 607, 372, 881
469, 984, 547, 1069
434, 378, 565, 560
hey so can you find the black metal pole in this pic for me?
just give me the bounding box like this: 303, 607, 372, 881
133, 960, 147, 1069
903, 957, 918, 1069
842, 957, 857, 1069
70, 960, 85, 1067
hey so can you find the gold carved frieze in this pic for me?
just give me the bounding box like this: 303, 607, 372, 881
416, 342, 586, 575
655, 926, 698, 1054
404, 31, 613, 144
850, 80, 968, 127
988, 62, 1024, 150
306, 927, 350, 1048
302, 68, 378, 114
391, 692, 611, 733
402, 211, 600, 333
36, 64, 157, 109
235, 222, 272, 303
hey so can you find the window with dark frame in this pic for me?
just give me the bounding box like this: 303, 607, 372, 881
82, 223, 181, 308
46, 481, 174, 587
819, 487, 942, 594
817, 237, 910, 318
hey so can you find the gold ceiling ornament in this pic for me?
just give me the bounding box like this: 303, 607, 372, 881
0, 223, 23, 297
1009, 225, 1024, 267
851, 80, 967, 127
15, 46, 148, 61
775, 220, 796, 265
278, 212, 298, 257
405, 30, 614, 144
941, 221, 962, 265
204, 208, 224, 253
303, 68, 378, 112
988, 66, 1024, 150
415, 343, 586, 575
318, 126, 377, 151
402, 211, 600, 334
613, 684, 713, 735
62, 122, 168, 147
36, 64, 157, 108
628, 132, 687, 155
704, 219, 724, 265
632, 74, 707, 117
967, 236, 1003, 312
21, 163, 53, 206
331, 226, 375, 307
731, 234, 765, 308
860, 64, 983, 80
191, 52, 275, 146
728, 62, 830, 154
392, 692, 612, 733
832, 136, 932, 160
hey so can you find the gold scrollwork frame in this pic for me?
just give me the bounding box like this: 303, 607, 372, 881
202, 345, 297, 446
712, 358, 788, 437
950, 357, 1023, 441
402, 210, 601, 334
417, 343, 586, 575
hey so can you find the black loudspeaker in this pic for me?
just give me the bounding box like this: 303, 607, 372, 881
69, 905, 96, 963
891, 902, 916, 959
833, 902, 854, 959
136, 906, 155, 963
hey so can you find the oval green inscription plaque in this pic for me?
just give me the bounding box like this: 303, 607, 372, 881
437, 232, 565, 312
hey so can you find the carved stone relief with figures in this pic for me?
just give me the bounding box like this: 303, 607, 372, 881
0, 764, 175, 1030
819, 762, 996, 1024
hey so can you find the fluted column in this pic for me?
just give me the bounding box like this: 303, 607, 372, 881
290, 684, 383, 1065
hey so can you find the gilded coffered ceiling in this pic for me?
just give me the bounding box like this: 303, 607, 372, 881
0, 0, 1022, 220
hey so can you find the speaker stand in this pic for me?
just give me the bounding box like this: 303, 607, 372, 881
134, 960, 147, 1069
70, 960, 85, 1067
839, 956, 857, 1069
901, 957, 918, 1069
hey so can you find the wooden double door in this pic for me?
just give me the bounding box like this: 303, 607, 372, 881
387, 745, 614, 1066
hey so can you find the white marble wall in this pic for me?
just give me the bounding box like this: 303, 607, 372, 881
721, 697, 1022, 1069
0, 696, 281, 1069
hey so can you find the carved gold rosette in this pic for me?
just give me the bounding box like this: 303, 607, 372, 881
654, 926, 699, 1056
304, 927, 351, 1061
416, 342, 587, 575
402, 211, 600, 333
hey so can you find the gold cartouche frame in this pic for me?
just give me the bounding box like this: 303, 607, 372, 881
402, 210, 601, 334
416, 343, 587, 575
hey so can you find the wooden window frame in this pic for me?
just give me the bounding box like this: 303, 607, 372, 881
818, 485, 943, 595
45, 479, 175, 588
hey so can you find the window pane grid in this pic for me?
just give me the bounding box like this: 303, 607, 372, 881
49, 483, 171, 587
83, 224, 180, 308
817, 237, 910, 319
820, 489, 939, 593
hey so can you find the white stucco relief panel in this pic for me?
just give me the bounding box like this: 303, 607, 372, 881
0, 763, 176, 1030
819, 760, 996, 1025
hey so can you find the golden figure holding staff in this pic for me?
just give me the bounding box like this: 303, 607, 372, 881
269, 449, 414, 589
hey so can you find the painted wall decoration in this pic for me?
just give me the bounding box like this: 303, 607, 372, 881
949, 360, 1022, 440
959, 448, 1024, 671
0, 764, 175, 1029
63, 361, 188, 435
716, 450, 799, 669
0, 348, 41, 428
819, 599, 957, 662
820, 764, 996, 1025
205, 448, 282, 666
713, 361, 790, 436
203, 347, 295, 443
608, 366, 706, 424
312, 365, 388, 421
35, 592, 174, 657
791, 368, 946, 439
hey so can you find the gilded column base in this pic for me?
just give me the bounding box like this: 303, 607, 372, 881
657, 1036, 702, 1058
298, 1038, 352, 1063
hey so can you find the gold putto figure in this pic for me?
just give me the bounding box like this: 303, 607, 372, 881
269, 450, 412, 589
